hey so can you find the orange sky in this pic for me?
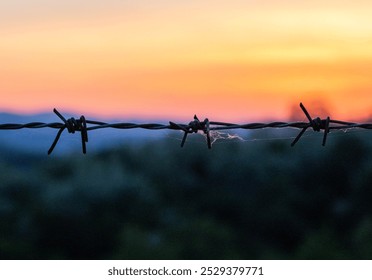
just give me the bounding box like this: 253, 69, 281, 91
1, 0, 372, 121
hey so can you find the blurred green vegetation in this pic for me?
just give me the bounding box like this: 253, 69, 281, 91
1, 130, 372, 259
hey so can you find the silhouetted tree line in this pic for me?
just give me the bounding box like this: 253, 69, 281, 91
1, 130, 372, 259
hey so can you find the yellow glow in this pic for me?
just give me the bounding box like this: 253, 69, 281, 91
1, 1, 372, 121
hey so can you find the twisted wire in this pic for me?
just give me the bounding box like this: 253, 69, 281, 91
0, 103, 371, 154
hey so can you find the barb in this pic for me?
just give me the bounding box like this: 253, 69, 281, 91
170, 115, 211, 149
290, 103, 331, 147
0, 103, 371, 154
48, 109, 89, 155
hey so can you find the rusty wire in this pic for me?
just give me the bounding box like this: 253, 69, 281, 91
0, 103, 371, 154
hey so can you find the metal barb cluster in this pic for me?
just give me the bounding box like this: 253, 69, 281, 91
48, 109, 88, 155
0, 103, 372, 154
170, 115, 211, 149
291, 103, 330, 147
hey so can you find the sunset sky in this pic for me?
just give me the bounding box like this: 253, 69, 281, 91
1, 0, 372, 121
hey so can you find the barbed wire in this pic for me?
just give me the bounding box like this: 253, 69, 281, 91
0, 103, 371, 154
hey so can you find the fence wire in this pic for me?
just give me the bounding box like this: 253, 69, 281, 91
0, 103, 371, 154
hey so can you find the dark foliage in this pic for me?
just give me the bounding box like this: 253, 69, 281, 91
1, 131, 372, 259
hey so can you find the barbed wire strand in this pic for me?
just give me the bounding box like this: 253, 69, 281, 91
0, 103, 371, 154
